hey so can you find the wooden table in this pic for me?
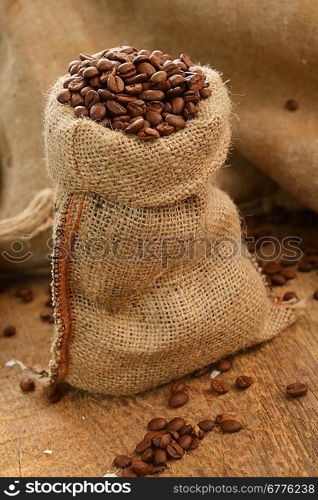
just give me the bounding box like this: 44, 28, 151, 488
1, 226, 317, 477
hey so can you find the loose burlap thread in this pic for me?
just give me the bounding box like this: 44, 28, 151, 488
45, 66, 296, 395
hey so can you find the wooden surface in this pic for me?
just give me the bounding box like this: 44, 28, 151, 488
1, 227, 318, 478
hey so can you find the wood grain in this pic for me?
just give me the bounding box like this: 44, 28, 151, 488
0, 228, 317, 477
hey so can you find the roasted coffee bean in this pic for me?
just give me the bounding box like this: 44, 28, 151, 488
197, 429, 205, 440
47, 384, 63, 404
141, 448, 155, 463
153, 449, 167, 466
136, 62, 156, 77
178, 435, 193, 450
147, 101, 165, 113
159, 433, 172, 449
168, 391, 189, 408
271, 274, 286, 286
132, 459, 151, 476
166, 442, 184, 459
3, 325, 16, 337
125, 83, 143, 95
139, 90, 165, 101
101, 118, 111, 128
215, 358, 232, 372
121, 466, 138, 477
96, 58, 113, 72
19, 378, 35, 392
286, 382, 308, 398
74, 106, 89, 118
83, 66, 99, 79
71, 93, 84, 107
148, 417, 167, 431
165, 114, 186, 129
166, 86, 183, 99
151, 464, 167, 474
215, 414, 232, 425
112, 121, 125, 131
15, 287, 33, 303
283, 291, 297, 301
137, 127, 160, 140
152, 433, 164, 448
145, 110, 163, 127
125, 72, 148, 84
171, 382, 188, 394
125, 117, 145, 134
198, 419, 214, 432
63, 77, 74, 89
285, 99, 298, 111
168, 74, 184, 87
57, 89, 71, 104
280, 257, 298, 267
236, 375, 253, 389
85, 89, 99, 108
179, 424, 193, 436
156, 123, 175, 136
127, 100, 146, 117
281, 268, 296, 280
192, 365, 210, 377
40, 311, 54, 324
107, 74, 125, 93
221, 419, 242, 433
113, 455, 132, 469
263, 262, 282, 275
167, 417, 186, 431
135, 438, 152, 454
200, 87, 212, 98
298, 260, 313, 272
151, 71, 167, 83
90, 103, 106, 120
117, 62, 135, 75
211, 378, 229, 394
144, 430, 162, 440
116, 94, 137, 105
313, 290, 318, 300
183, 102, 197, 118
98, 89, 115, 101
106, 101, 126, 116
180, 54, 194, 68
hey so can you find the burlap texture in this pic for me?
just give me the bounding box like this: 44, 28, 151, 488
44, 66, 296, 395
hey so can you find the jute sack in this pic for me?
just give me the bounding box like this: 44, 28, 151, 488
45, 66, 296, 396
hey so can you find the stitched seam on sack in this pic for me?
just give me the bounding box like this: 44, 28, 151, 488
51, 193, 85, 382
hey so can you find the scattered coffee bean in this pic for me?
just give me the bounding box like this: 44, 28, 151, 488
178, 435, 193, 450
3, 325, 16, 337
281, 268, 296, 280
15, 287, 33, 303
198, 419, 214, 432
192, 366, 210, 377
166, 442, 184, 459
113, 455, 132, 469
313, 290, 318, 300
171, 382, 188, 394
153, 449, 167, 466
283, 291, 297, 301
47, 384, 63, 404
168, 391, 189, 408
286, 382, 308, 398
58, 46, 211, 140
167, 429, 180, 441
179, 424, 193, 436
263, 262, 282, 275
121, 466, 138, 477
189, 437, 200, 449
215, 414, 232, 425
166, 417, 186, 431
271, 274, 286, 286
298, 261, 313, 272
211, 378, 229, 394
40, 311, 54, 324
19, 378, 35, 392
236, 376, 253, 389
285, 99, 298, 111
135, 438, 152, 454
151, 464, 167, 474
220, 419, 242, 433
147, 417, 167, 431
215, 358, 232, 372
159, 433, 172, 449
132, 459, 151, 476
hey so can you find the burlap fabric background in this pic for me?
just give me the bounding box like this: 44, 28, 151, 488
2, 0, 316, 271
44, 66, 296, 395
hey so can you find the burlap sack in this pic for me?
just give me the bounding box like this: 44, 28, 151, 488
44, 65, 296, 395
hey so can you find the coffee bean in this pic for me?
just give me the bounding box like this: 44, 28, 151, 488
71, 93, 84, 107
285, 99, 298, 111
165, 114, 186, 129
215, 414, 232, 424
121, 466, 138, 477
286, 382, 308, 398
179, 424, 193, 436
153, 449, 167, 466
147, 417, 167, 431
40, 311, 54, 324
145, 110, 163, 127
47, 384, 63, 404
156, 123, 175, 136
98, 89, 115, 101
151, 464, 167, 474
106, 101, 126, 116
84, 90, 99, 108
198, 419, 214, 432
313, 290, 318, 300
127, 100, 146, 117
215, 358, 232, 372
117, 62, 135, 75
263, 262, 282, 275
211, 378, 229, 394
125, 83, 143, 95
83, 66, 99, 79
298, 261, 313, 272
74, 106, 89, 118
281, 268, 296, 280
152, 433, 164, 448
189, 437, 200, 449
159, 433, 172, 449
135, 438, 152, 454
192, 366, 210, 377
141, 448, 155, 463
132, 459, 151, 476
180, 54, 194, 68
178, 435, 193, 450
144, 430, 162, 440
139, 90, 165, 101
283, 291, 297, 301
136, 62, 156, 77
15, 287, 33, 303
3, 325, 16, 337
166, 442, 184, 459
200, 87, 212, 98
57, 89, 71, 104
166, 417, 186, 431
168, 391, 189, 408
113, 455, 132, 469
19, 378, 35, 392
125, 72, 148, 84
137, 128, 160, 140
220, 419, 242, 433
236, 375, 253, 389
112, 121, 125, 131
96, 58, 113, 72
107, 74, 125, 93
90, 103, 106, 121
271, 274, 286, 286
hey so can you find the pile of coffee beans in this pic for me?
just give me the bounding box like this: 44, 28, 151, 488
113, 416, 214, 477
57, 46, 211, 140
